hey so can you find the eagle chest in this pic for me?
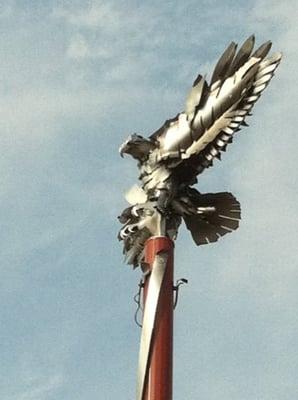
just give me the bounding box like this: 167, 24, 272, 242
139, 160, 172, 192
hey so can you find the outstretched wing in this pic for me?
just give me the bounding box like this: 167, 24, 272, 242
151, 35, 282, 183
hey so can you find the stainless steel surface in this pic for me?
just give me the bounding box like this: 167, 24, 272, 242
118, 36, 282, 268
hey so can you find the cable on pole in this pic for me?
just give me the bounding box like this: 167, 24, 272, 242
173, 278, 188, 309
133, 278, 144, 328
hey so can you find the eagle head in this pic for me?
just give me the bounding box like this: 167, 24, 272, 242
119, 134, 155, 160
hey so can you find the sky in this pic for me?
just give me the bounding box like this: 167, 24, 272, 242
0, 1, 297, 399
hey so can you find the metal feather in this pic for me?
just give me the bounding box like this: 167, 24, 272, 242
210, 42, 237, 85
228, 34, 255, 76
252, 40, 272, 59
118, 36, 282, 267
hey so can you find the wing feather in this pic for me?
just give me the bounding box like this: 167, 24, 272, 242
150, 37, 281, 183
182, 52, 282, 178
227, 35, 255, 76
210, 41, 238, 85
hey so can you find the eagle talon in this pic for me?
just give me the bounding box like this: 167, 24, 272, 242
132, 205, 143, 217
128, 224, 138, 233
120, 223, 140, 239
120, 229, 129, 239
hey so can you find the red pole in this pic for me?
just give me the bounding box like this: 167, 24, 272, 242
143, 236, 174, 400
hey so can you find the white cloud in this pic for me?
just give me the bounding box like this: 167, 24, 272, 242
53, 3, 120, 30
52, 2, 215, 83
66, 34, 113, 60
0, 2, 297, 400
66, 34, 90, 59
0, 1, 13, 18
13, 375, 63, 400
0, 87, 109, 139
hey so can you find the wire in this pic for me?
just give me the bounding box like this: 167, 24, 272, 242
133, 279, 144, 328
173, 278, 188, 309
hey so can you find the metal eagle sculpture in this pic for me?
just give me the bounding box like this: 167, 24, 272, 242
118, 35, 282, 268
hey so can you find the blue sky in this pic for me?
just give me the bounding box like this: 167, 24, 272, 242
0, 1, 297, 399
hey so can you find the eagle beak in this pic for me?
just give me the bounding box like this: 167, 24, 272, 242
119, 143, 127, 158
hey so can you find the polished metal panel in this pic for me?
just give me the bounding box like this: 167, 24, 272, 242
118, 36, 282, 268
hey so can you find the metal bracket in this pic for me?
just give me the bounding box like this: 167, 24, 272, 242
173, 278, 188, 309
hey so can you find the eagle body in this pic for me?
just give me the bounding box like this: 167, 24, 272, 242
118, 36, 282, 268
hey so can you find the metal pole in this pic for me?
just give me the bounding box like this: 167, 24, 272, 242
143, 236, 174, 400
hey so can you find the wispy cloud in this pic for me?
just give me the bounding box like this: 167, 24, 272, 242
52, 2, 120, 30
0, 1, 296, 400
11, 375, 63, 400
66, 33, 90, 59
0, 1, 13, 18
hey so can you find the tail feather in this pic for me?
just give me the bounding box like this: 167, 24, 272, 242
184, 191, 241, 245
